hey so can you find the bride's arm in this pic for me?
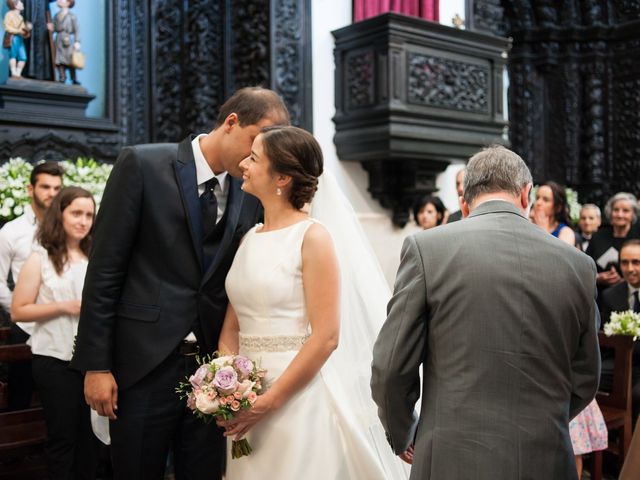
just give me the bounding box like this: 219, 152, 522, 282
218, 303, 240, 355
220, 223, 340, 439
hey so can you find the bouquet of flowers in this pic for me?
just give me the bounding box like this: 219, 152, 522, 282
176, 354, 267, 459
604, 310, 640, 340
0, 157, 113, 223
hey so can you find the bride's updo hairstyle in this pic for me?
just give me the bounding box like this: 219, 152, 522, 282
260, 126, 324, 210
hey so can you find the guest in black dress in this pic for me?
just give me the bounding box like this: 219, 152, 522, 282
586, 192, 640, 294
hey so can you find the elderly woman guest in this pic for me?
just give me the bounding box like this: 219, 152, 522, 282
586, 192, 640, 290
413, 195, 446, 230
531, 181, 576, 246
576, 204, 602, 252
11, 187, 97, 479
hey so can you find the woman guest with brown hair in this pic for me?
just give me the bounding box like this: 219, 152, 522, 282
531, 181, 576, 246
11, 186, 97, 479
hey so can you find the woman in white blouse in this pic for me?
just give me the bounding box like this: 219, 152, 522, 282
12, 186, 97, 479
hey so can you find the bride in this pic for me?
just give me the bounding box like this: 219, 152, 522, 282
218, 125, 410, 479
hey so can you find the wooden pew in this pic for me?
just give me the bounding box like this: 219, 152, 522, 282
0, 328, 47, 478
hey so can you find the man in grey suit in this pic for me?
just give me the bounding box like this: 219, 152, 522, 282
371, 146, 601, 480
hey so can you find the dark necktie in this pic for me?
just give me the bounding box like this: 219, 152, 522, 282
200, 178, 218, 238
633, 291, 640, 314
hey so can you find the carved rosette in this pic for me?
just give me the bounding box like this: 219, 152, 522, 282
407, 53, 489, 114
346, 51, 375, 109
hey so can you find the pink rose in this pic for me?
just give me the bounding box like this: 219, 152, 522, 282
233, 392, 242, 400
186, 393, 196, 411
230, 400, 241, 412
195, 392, 220, 414
220, 397, 228, 406
247, 392, 257, 404
233, 356, 254, 379
212, 366, 238, 395
189, 364, 209, 388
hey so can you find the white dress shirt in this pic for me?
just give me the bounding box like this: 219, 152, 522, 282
192, 134, 229, 223
185, 135, 230, 343
0, 205, 38, 335
628, 285, 639, 310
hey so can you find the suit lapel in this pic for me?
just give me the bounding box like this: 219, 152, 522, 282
174, 136, 203, 269
201, 177, 244, 285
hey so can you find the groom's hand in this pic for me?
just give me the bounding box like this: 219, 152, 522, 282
84, 371, 119, 420
399, 444, 414, 464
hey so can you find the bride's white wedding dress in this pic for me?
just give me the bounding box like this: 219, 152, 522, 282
224, 214, 409, 479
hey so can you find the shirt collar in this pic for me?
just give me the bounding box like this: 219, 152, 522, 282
191, 134, 228, 192
25, 204, 37, 226
628, 284, 639, 296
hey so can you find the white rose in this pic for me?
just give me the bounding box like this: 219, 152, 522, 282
0, 207, 10, 217
13, 205, 23, 216
211, 356, 233, 367
4, 198, 14, 208
195, 392, 220, 414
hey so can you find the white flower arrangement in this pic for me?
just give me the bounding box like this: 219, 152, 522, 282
0, 157, 113, 223
604, 310, 640, 340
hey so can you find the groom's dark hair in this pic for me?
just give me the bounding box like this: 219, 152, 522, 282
260, 126, 323, 210
214, 87, 290, 128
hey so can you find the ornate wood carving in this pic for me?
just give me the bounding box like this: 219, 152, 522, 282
407, 53, 489, 114
333, 14, 508, 227
271, 0, 313, 129
230, 0, 270, 90
496, 0, 640, 208
346, 51, 375, 109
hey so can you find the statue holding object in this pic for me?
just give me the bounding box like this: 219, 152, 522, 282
47, 0, 79, 84
3, 0, 33, 78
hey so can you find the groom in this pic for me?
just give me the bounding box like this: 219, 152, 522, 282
372, 145, 600, 479
71, 87, 290, 479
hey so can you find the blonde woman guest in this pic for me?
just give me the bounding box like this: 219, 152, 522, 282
11, 187, 97, 479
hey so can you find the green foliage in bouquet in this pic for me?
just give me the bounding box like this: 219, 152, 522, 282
0, 157, 113, 223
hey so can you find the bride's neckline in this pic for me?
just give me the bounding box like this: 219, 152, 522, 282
254, 218, 311, 235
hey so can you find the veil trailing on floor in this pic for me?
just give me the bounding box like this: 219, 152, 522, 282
310, 171, 410, 478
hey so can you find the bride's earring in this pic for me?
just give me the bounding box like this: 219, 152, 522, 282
276, 188, 282, 196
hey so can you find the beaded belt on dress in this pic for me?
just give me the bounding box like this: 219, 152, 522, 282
239, 333, 310, 352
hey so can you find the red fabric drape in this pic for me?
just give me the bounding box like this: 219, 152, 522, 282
353, 0, 439, 23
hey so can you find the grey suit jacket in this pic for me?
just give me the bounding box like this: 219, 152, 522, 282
371, 200, 600, 480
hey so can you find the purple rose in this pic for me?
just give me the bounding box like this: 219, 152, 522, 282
233, 356, 254, 380
213, 366, 238, 395
189, 364, 209, 388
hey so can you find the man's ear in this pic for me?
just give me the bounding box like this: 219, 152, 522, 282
520, 183, 532, 210
461, 197, 470, 218
223, 113, 239, 132
27, 184, 34, 199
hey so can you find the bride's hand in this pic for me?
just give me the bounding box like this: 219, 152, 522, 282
216, 394, 276, 441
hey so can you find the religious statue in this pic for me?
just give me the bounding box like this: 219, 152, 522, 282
47, 0, 80, 84
3, 0, 33, 78
23, 0, 55, 81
